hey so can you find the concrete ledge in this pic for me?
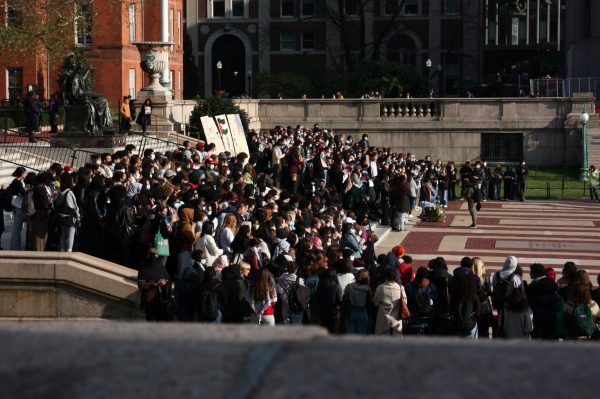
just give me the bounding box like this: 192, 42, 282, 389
0, 252, 141, 319
0, 322, 598, 398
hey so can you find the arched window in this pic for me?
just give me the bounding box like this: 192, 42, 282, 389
386, 34, 417, 65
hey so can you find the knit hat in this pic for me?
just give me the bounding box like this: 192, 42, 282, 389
392, 245, 405, 257
502, 256, 518, 274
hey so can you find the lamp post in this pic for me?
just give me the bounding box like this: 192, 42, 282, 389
216, 61, 223, 92
580, 106, 590, 182
425, 58, 432, 96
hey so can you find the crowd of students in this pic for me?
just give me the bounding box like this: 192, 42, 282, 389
1, 122, 597, 339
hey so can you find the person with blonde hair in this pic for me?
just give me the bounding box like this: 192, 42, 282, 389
473, 257, 493, 337
218, 213, 238, 257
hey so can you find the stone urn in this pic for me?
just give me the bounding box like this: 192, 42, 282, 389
133, 41, 173, 92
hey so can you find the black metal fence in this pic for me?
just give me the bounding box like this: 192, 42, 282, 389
0, 136, 98, 172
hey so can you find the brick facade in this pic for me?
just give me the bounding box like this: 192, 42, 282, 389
0, 0, 184, 106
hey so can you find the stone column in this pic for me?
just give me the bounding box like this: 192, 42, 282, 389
462, 0, 482, 83
160, 0, 171, 88
257, 0, 270, 73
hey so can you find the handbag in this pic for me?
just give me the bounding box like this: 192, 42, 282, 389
154, 230, 170, 256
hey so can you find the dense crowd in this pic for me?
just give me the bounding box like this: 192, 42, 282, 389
1, 123, 598, 339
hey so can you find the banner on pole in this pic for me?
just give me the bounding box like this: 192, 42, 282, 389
215, 114, 235, 154
200, 116, 226, 154
226, 114, 250, 156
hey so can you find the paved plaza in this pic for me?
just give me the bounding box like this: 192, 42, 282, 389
376, 200, 600, 282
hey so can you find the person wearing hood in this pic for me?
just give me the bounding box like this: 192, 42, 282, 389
138, 248, 172, 321
339, 222, 362, 258
276, 261, 306, 325
177, 207, 199, 279
526, 263, 559, 339
343, 269, 371, 334
491, 255, 524, 312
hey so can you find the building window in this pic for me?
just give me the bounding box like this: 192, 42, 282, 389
280, 32, 294, 50
75, 1, 93, 46
6, 68, 22, 100
170, 70, 174, 92
444, 0, 460, 15
128, 69, 136, 98
301, 32, 315, 50
301, 0, 315, 16
177, 70, 181, 99
128, 4, 136, 42
281, 0, 294, 17
345, 0, 358, 15
5, 0, 22, 27
444, 53, 460, 96
385, 0, 418, 15
177, 11, 181, 46
212, 0, 225, 17
209, 0, 247, 18
232, 0, 244, 17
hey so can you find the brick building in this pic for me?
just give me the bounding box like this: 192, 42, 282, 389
1, 0, 184, 106
186, 0, 483, 97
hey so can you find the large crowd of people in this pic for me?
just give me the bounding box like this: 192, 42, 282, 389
1, 123, 598, 340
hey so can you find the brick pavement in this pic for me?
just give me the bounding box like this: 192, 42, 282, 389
376, 199, 600, 283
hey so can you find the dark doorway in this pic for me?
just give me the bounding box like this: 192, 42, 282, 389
212, 35, 245, 96
481, 133, 523, 162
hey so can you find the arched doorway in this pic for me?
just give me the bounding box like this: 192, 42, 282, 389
211, 35, 245, 96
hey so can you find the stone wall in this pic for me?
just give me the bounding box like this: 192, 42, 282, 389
0, 252, 142, 320
229, 96, 597, 165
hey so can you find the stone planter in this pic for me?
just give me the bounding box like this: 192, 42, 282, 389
132, 41, 173, 92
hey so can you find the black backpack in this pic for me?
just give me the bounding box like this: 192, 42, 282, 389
413, 286, 434, 318
1, 187, 13, 212
199, 288, 219, 321
492, 271, 516, 311
288, 276, 310, 315
455, 300, 477, 335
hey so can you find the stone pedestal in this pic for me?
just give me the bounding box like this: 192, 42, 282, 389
51, 134, 128, 155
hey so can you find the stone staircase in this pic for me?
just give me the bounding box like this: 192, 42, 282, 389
587, 127, 600, 168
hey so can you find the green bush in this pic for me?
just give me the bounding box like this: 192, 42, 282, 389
253, 61, 428, 98
189, 96, 251, 133
0, 116, 15, 130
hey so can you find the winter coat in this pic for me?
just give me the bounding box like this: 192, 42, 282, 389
373, 281, 406, 335
316, 268, 343, 321
526, 276, 559, 339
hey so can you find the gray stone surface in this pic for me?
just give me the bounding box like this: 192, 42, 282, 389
0, 322, 597, 398
0, 252, 141, 319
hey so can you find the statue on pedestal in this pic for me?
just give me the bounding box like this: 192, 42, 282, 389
59, 53, 113, 136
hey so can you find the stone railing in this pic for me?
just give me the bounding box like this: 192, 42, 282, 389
379, 100, 439, 118
233, 96, 595, 130
0, 251, 142, 320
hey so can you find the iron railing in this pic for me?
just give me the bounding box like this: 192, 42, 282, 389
0, 134, 98, 172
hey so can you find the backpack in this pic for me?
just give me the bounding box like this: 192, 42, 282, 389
492, 271, 515, 311
413, 286, 434, 318
199, 288, 219, 321
569, 303, 595, 338
288, 276, 310, 315
22, 189, 35, 217
455, 300, 477, 335
119, 206, 136, 241
1, 187, 13, 212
